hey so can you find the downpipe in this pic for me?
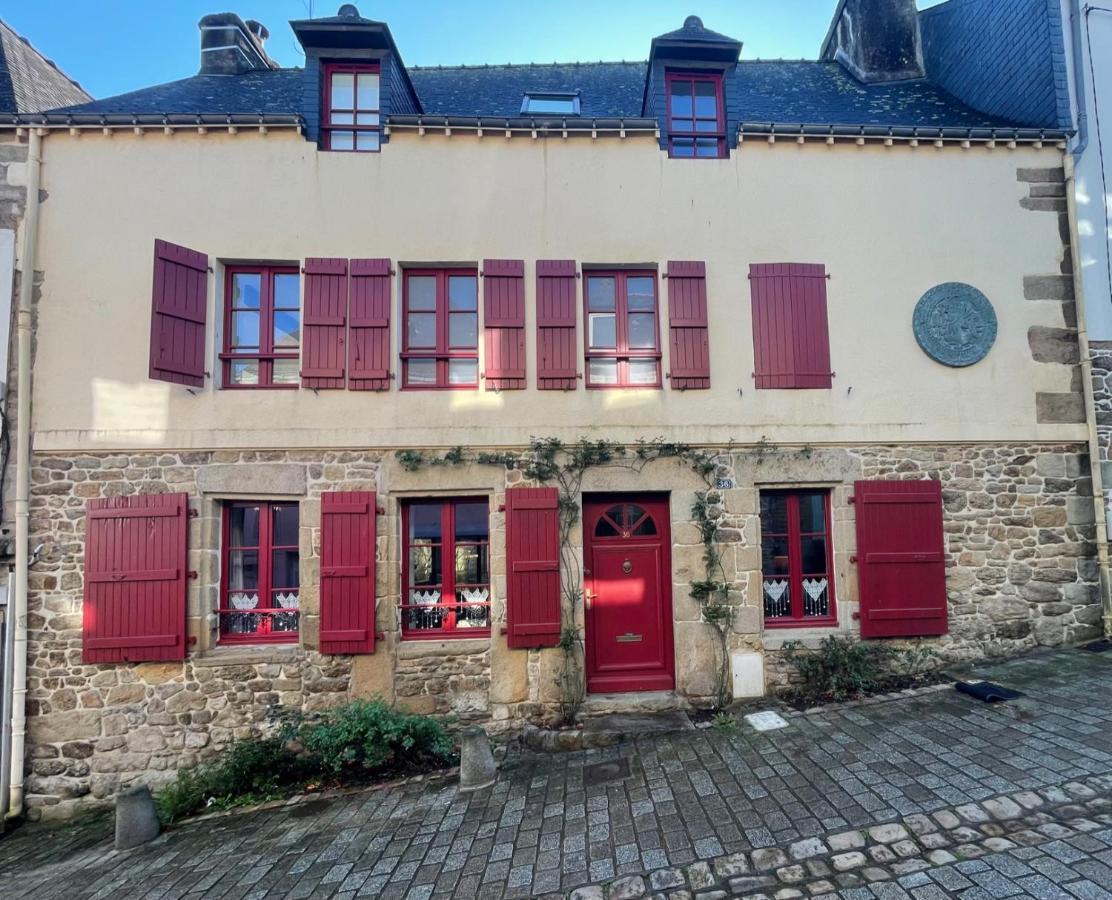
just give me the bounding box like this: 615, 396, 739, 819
6, 129, 41, 820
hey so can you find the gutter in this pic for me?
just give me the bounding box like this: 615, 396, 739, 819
6, 128, 40, 820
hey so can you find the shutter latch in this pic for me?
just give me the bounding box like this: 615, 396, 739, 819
188, 570, 198, 580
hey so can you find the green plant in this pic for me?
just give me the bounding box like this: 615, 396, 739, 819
782, 636, 899, 704
299, 699, 455, 776
711, 711, 737, 732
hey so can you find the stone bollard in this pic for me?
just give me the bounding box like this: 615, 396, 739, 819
458, 725, 497, 793
115, 785, 161, 850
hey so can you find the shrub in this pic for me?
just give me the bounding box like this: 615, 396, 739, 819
781, 636, 899, 705
298, 699, 456, 777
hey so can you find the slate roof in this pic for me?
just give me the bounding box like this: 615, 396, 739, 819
0, 19, 89, 114
45, 58, 1039, 133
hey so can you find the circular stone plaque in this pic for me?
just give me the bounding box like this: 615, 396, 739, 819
913, 282, 998, 367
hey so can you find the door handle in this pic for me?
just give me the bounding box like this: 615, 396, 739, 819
584, 590, 595, 610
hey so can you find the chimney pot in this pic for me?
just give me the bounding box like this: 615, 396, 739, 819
684, 15, 704, 30
338, 3, 360, 17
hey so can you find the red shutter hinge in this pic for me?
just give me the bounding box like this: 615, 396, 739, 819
498, 504, 506, 512
188, 635, 198, 645
374, 631, 385, 641
500, 626, 508, 635
852, 611, 861, 620
188, 571, 198, 580
188, 508, 199, 518
848, 495, 855, 504
376, 506, 385, 515
849, 554, 858, 564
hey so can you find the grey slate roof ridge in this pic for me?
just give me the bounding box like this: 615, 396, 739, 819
0, 17, 91, 114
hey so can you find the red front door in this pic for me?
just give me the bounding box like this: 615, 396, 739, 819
583, 495, 674, 693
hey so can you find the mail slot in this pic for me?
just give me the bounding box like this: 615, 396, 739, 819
616, 633, 643, 643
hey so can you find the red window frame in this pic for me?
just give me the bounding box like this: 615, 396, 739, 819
583, 270, 662, 389
401, 268, 480, 390
401, 498, 491, 640
760, 490, 837, 628
220, 265, 300, 390
666, 70, 726, 159
322, 62, 382, 152
219, 501, 300, 644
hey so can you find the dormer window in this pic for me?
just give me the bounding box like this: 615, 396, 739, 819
666, 71, 725, 158
323, 62, 381, 151
521, 92, 580, 116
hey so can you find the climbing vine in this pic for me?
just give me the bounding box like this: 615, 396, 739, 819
396, 437, 739, 722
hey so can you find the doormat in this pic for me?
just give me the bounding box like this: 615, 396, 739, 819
955, 680, 1025, 703
1080, 639, 1112, 654
744, 711, 789, 732
584, 758, 631, 786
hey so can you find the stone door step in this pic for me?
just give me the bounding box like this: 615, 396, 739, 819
581, 711, 694, 738
581, 690, 693, 716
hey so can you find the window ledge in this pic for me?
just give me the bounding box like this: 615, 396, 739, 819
763, 628, 846, 651
397, 637, 490, 659
193, 645, 302, 668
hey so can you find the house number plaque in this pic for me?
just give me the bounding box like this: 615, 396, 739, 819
616, 633, 643, 643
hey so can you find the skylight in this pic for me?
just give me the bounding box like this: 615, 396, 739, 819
521, 92, 581, 116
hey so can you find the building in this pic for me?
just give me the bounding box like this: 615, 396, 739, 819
0, 1, 1100, 822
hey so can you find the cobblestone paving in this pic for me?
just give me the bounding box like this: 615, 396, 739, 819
1, 649, 1110, 899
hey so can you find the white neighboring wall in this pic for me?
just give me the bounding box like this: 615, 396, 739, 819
1065, 3, 1112, 339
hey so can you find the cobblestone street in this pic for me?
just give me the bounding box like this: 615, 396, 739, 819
2, 648, 1111, 900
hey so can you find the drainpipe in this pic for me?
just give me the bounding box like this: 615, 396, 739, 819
1064, 153, 1112, 637
1070, 0, 1090, 161
7, 128, 42, 819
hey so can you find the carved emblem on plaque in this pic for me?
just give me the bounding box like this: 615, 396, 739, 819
913, 282, 997, 367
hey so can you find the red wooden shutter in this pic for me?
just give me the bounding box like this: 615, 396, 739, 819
666, 261, 711, 389
536, 260, 578, 391
854, 479, 948, 638
150, 239, 208, 387
483, 259, 526, 390
320, 491, 378, 654
301, 257, 348, 389
749, 263, 832, 389
506, 487, 561, 648
82, 493, 189, 664
349, 258, 392, 391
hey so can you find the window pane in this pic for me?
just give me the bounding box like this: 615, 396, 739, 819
356, 73, 380, 110
406, 358, 437, 385
696, 139, 720, 157
273, 311, 300, 348
232, 311, 260, 349
455, 544, 488, 585
695, 119, 719, 133
232, 273, 261, 309
410, 504, 442, 540
628, 359, 659, 385
230, 360, 259, 385
802, 577, 830, 618
331, 72, 354, 110
799, 493, 827, 534
229, 505, 260, 548
694, 80, 717, 117
410, 545, 442, 587
272, 550, 300, 590
525, 96, 576, 114
763, 578, 792, 619
356, 130, 380, 151
454, 598, 490, 628
670, 80, 693, 117
627, 277, 655, 308
595, 516, 620, 537
407, 313, 437, 347
671, 138, 695, 157
448, 276, 477, 311
355, 112, 381, 126
449, 359, 478, 385
228, 550, 258, 591
760, 494, 789, 534
801, 537, 828, 575
628, 313, 656, 349
449, 312, 477, 347
587, 277, 615, 311
273, 274, 299, 309
455, 502, 489, 540
762, 536, 791, 576
408, 276, 436, 310
272, 359, 299, 385
589, 358, 618, 385
331, 130, 354, 150
588, 313, 616, 349
272, 504, 299, 547
330, 112, 355, 125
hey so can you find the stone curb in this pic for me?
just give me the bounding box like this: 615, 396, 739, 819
783, 681, 954, 718
556, 774, 1112, 900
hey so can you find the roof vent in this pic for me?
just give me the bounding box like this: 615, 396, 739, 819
684, 15, 704, 29
337, 3, 360, 16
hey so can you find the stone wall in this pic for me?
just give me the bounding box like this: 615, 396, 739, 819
20, 440, 1101, 819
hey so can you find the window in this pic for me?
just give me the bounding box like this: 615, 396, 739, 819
402, 269, 479, 389
760, 490, 836, 627
323, 63, 381, 152
521, 92, 581, 116
220, 502, 300, 643
666, 71, 725, 159
584, 271, 661, 388
222, 266, 300, 388
594, 503, 658, 538
402, 499, 491, 638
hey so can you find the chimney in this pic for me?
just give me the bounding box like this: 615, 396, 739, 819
198, 12, 276, 75
821, 0, 924, 84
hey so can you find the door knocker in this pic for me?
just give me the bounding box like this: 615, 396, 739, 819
622, 559, 633, 574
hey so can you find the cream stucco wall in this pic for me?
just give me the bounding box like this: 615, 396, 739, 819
28, 130, 1078, 451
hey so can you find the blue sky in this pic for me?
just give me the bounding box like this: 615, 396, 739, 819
6, 1, 947, 100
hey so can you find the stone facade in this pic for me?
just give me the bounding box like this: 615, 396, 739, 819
19, 440, 1101, 819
